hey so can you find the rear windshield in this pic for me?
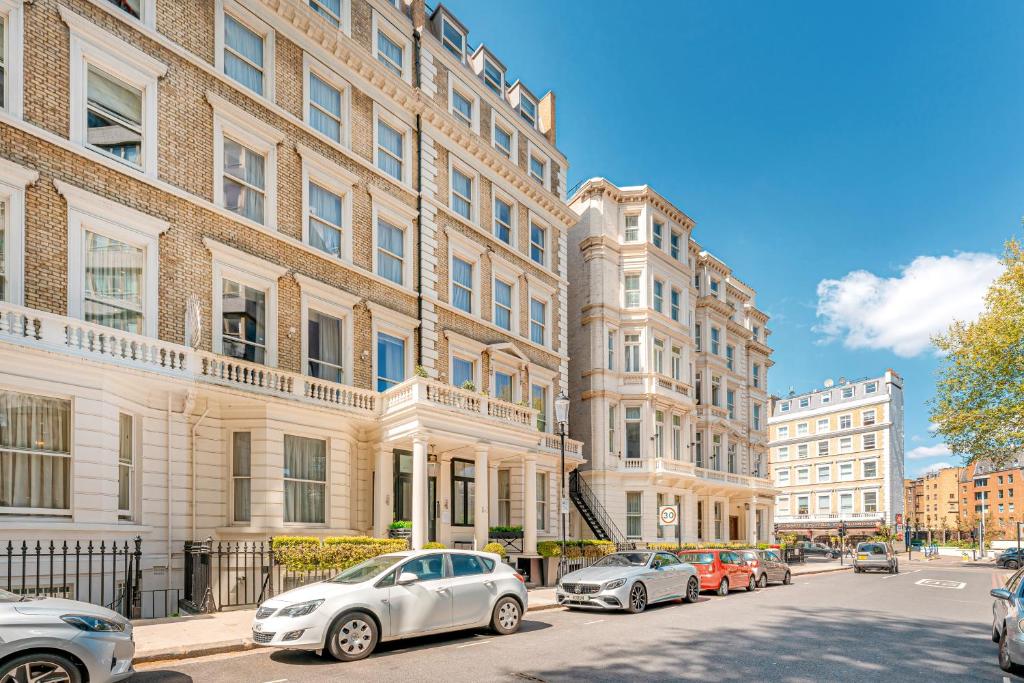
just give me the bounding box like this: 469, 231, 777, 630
858, 544, 885, 554
679, 552, 714, 564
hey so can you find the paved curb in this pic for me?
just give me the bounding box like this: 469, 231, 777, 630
135, 600, 562, 665
792, 565, 853, 576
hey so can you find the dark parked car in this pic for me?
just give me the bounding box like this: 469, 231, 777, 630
797, 541, 839, 559
997, 549, 1024, 570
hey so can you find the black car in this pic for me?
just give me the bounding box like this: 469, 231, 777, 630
797, 541, 839, 559
998, 549, 1024, 570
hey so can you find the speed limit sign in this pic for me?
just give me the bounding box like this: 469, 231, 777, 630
659, 505, 679, 526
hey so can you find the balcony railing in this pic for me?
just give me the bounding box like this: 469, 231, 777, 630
620, 372, 692, 399
1, 303, 578, 452
775, 512, 885, 523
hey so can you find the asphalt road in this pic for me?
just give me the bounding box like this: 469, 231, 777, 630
131, 559, 1014, 682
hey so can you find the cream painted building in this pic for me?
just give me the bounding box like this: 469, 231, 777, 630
768, 371, 905, 543
566, 178, 775, 546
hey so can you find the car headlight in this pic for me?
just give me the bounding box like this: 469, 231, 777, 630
277, 599, 324, 617
1018, 618, 1024, 634
604, 578, 626, 590
61, 615, 126, 632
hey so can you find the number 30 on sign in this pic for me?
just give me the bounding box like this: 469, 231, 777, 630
659, 506, 679, 526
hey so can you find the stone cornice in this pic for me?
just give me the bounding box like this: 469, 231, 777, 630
569, 178, 695, 229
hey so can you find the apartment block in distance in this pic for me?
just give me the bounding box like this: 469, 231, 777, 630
567, 178, 775, 546
960, 458, 1024, 540
0, 0, 581, 614
903, 465, 963, 542
768, 371, 905, 543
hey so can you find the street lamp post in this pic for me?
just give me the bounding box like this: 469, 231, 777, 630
554, 392, 571, 563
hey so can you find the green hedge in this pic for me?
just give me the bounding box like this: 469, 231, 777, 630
646, 542, 767, 551
537, 540, 615, 558
271, 536, 408, 572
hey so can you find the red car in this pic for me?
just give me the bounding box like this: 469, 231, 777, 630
676, 549, 757, 596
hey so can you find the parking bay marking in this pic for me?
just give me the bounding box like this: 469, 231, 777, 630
583, 619, 606, 625
882, 569, 922, 579
915, 578, 966, 590
457, 638, 494, 649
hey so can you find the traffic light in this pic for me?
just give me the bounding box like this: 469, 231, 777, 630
838, 521, 847, 538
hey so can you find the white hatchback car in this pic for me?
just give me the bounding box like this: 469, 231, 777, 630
252, 549, 527, 661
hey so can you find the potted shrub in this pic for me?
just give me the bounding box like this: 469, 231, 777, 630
388, 520, 412, 541
489, 525, 524, 540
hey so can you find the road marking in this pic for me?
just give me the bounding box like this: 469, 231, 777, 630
583, 619, 606, 625
915, 578, 966, 590
457, 639, 494, 648
262, 679, 288, 683
882, 569, 921, 579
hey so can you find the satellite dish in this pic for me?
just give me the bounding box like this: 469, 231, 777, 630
823, 378, 834, 388
185, 294, 203, 350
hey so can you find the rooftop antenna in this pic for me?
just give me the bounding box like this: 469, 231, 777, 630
823, 378, 834, 388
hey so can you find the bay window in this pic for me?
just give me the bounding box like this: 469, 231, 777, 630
283, 435, 327, 524
624, 214, 639, 241
0, 391, 71, 513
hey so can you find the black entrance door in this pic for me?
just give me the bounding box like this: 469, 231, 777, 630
428, 477, 437, 542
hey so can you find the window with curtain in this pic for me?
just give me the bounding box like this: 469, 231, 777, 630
671, 289, 680, 321
530, 223, 545, 265
625, 406, 640, 459
222, 279, 266, 364
530, 298, 546, 345
451, 168, 473, 219
497, 469, 510, 526
672, 415, 681, 460
624, 333, 640, 372
307, 309, 344, 383
377, 30, 403, 77
86, 66, 143, 168
0, 17, 5, 110
493, 371, 513, 402
232, 432, 251, 523
309, 73, 342, 141
624, 275, 640, 308
607, 405, 616, 453
224, 14, 265, 95
376, 218, 405, 285
494, 197, 513, 244
624, 215, 639, 241
493, 278, 512, 330
451, 356, 474, 388
536, 472, 548, 531
106, 0, 141, 19
626, 492, 642, 538
0, 200, 6, 301
652, 338, 664, 374
117, 413, 133, 519
451, 256, 473, 313
839, 493, 853, 514
493, 123, 512, 158
309, 0, 341, 27
284, 435, 326, 524
308, 182, 342, 257
452, 459, 474, 526
377, 120, 404, 181
0, 391, 71, 512
452, 89, 473, 126
695, 432, 703, 467
529, 155, 545, 185
222, 137, 266, 223
84, 231, 144, 333
531, 384, 547, 432
655, 410, 664, 457
376, 332, 405, 391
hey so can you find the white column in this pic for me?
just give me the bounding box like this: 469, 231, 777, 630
411, 435, 429, 550
748, 496, 758, 545
474, 446, 489, 549
373, 444, 393, 538
524, 456, 538, 554
488, 462, 499, 526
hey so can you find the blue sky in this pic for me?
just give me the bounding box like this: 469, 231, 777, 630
445, 0, 1024, 477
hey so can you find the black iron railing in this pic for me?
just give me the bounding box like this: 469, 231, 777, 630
0, 538, 142, 619
569, 470, 627, 545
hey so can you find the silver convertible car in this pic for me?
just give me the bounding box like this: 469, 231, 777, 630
556, 551, 699, 613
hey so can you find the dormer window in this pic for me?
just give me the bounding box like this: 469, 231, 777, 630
441, 18, 465, 61
519, 94, 536, 127
483, 59, 503, 95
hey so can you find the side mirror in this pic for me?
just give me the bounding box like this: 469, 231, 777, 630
992, 588, 1012, 601
397, 572, 419, 585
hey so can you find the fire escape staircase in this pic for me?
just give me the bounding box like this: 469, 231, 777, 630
569, 470, 627, 546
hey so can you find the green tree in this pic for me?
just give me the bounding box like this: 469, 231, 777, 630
931, 240, 1024, 468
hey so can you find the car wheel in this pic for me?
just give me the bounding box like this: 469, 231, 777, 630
627, 583, 648, 613
0, 653, 82, 683
746, 575, 757, 592
894, 562, 899, 574
325, 611, 378, 662
783, 572, 792, 585
491, 596, 522, 635
683, 576, 700, 604
758, 574, 768, 589
1001, 625, 1018, 672
994, 622, 1002, 643
1010, 561, 1020, 570
716, 578, 729, 597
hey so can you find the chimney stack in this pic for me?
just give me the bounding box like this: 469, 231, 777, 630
538, 91, 556, 146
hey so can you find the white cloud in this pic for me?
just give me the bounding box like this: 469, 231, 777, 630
907, 443, 952, 460
815, 252, 1001, 357
921, 462, 952, 474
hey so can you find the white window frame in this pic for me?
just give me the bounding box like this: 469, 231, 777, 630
796, 422, 808, 436
776, 469, 790, 485
490, 359, 520, 404
838, 491, 854, 514
623, 272, 641, 309
839, 414, 852, 429
817, 440, 829, 456
482, 55, 504, 95
282, 433, 329, 527
863, 432, 877, 450
491, 257, 520, 333
820, 391, 832, 404
298, 144, 357, 263
372, 11, 411, 84
776, 446, 789, 461
777, 425, 789, 438
57, 181, 168, 338
838, 461, 854, 482
307, 0, 352, 33
862, 458, 879, 479
447, 230, 483, 317
816, 464, 831, 483
370, 302, 418, 391
369, 185, 417, 290
839, 436, 853, 453
777, 497, 790, 514
841, 386, 854, 399
117, 412, 139, 521
206, 237, 286, 367
491, 113, 518, 163
296, 274, 359, 386
373, 103, 413, 187
817, 418, 829, 433
229, 431, 252, 525
862, 489, 879, 513
529, 213, 549, 268
303, 53, 351, 148
864, 381, 878, 394
517, 89, 537, 129
440, 14, 466, 62
795, 495, 810, 515
1, 0, 26, 119
797, 444, 809, 458
447, 73, 479, 133
0, 157, 37, 305
448, 156, 478, 224
527, 277, 556, 349
780, 401, 790, 412
62, 7, 167, 177
492, 187, 516, 247
527, 141, 550, 189
623, 332, 641, 373
816, 493, 831, 514
209, 93, 284, 228
862, 409, 876, 426
796, 467, 809, 484
215, 0, 275, 100
799, 397, 810, 408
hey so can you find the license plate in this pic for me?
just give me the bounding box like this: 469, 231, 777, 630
568, 595, 588, 603
857, 554, 868, 560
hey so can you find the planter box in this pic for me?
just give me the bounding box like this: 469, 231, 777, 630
388, 528, 412, 541
489, 531, 524, 540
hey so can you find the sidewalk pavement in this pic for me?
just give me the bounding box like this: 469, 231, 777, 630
133, 561, 849, 664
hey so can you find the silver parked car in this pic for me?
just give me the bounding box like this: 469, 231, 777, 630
253, 550, 527, 661
0, 588, 135, 683
992, 566, 1024, 673
853, 542, 899, 573
556, 551, 699, 613
739, 549, 792, 587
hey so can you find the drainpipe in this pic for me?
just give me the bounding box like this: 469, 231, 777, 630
413, 23, 424, 369
190, 401, 211, 540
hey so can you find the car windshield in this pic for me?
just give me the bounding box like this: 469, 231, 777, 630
329, 555, 404, 584
858, 544, 885, 554
679, 552, 714, 564
593, 553, 651, 567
